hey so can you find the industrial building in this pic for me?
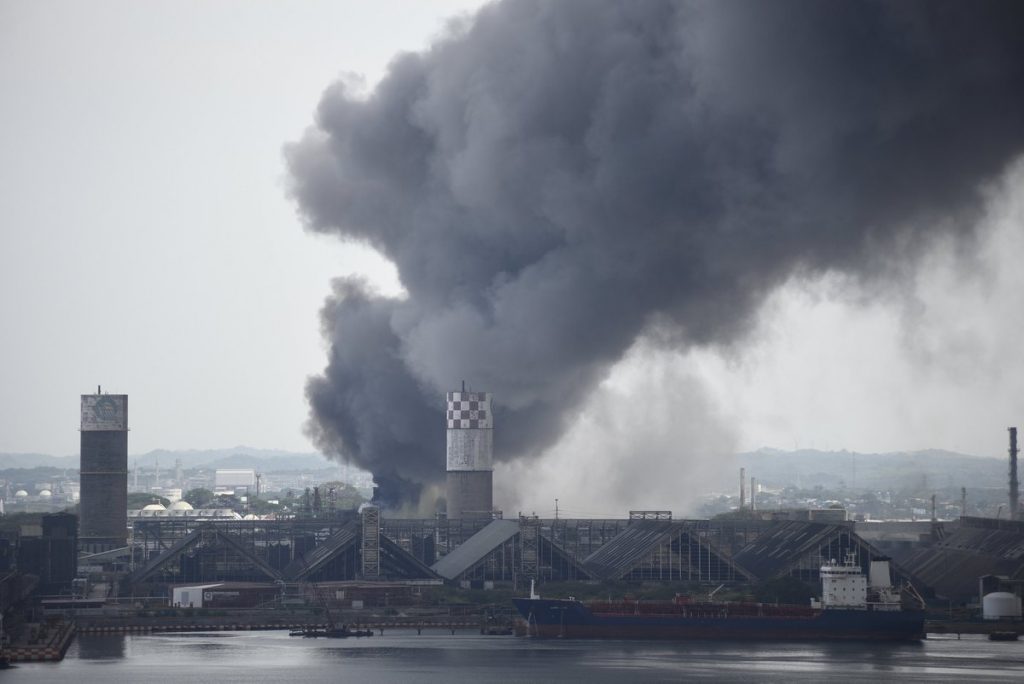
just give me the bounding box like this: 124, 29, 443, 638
128, 506, 438, 589
446, 386, 493, 519
124, 508, 931, 602
897, 516, 1024, 603
214, 469, 256, 493
70, 388, 1024, 621
15, 513, 78, 594
79, 388, 128, 552
171, 582, 283, 609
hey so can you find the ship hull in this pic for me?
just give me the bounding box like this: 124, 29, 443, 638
512, 598, 925, 642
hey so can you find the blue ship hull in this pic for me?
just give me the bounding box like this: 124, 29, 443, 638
512, 598, 925, 641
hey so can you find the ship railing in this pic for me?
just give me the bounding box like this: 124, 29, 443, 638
587, 601, 819, 619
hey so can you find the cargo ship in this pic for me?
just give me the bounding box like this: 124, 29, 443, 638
512, 555, 924, 641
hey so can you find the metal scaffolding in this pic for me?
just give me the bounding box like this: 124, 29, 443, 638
518, 515, 539, 583
361, 505, 380, 579
128, 516, 901, 590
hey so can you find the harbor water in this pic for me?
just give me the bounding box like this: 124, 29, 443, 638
6, 630, 1024, 683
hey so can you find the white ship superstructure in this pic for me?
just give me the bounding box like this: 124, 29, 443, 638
812, 553, 901, 611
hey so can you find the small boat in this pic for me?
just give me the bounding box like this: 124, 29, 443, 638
988, 631, 1019, 641
289, 625, 374, 638
289, 583, 374, 638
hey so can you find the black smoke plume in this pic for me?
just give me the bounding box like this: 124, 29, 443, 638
286, 0, 1024, 506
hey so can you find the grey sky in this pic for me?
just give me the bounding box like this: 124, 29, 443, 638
1, 2, 1022, 519
0, 0, 479, 456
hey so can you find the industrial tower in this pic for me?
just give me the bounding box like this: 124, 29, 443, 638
446, 384, 493, 519
79, 387, 129, 552
1010, 427, 1020, 521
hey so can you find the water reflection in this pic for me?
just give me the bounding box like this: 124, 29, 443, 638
10, 630, 1022, 684
76, 634, 126, 660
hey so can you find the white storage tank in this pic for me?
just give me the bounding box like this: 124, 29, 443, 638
982, 592, 1022, 620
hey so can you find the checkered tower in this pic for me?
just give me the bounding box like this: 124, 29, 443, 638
446, 386, 493, 519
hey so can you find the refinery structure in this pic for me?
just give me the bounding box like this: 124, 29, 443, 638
2, 384, 1024, 656
73, 387, 1024, 608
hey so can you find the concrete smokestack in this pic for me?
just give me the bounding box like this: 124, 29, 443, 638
750, 477, 757, 513
739, 467, 746, 510
446, 385, 493, 518
1010, 427, 1020, 520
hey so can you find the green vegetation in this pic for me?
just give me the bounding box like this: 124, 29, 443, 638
246, 497, 285, 514
183, 487, 215, 508
316, 481, 367, 510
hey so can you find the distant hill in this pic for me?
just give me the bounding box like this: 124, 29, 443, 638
133, 446, 334, 471
0, 446, 339, 473
0, 453, 77, 469
3, 446, 1006, 490
738, 448, 1006, 492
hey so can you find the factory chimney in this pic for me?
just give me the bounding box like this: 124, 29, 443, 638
1010, 427, 1020, 520
739, 467, 746, 510
750, 477, 757, 513
445, 384, 493, 519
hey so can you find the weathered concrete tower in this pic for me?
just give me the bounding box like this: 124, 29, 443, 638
79, 387, 128, 552
446, 384, 493, 519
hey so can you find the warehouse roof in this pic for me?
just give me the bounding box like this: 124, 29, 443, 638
582, 520, 754, 581
431, 519, 519, 580
733, 521, 852, 580
900, 517, 1024, 601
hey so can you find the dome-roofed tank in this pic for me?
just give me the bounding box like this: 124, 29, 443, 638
983, 592, 1022, 620
14, 490, 28, 498
38, 489, 53, 498
141, 502, 167, 511
169, 500, 193, 511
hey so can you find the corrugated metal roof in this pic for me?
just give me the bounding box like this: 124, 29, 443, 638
379, 535, 440, 580
900, 518, 1024, 601
284, 522, 359, 580
733, 521, 844, 580
431, 519, 519, 580
131, 525, 284, 583
581, 520, 755, 581
731, 520, 926, 592
583, 520, 677, 579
